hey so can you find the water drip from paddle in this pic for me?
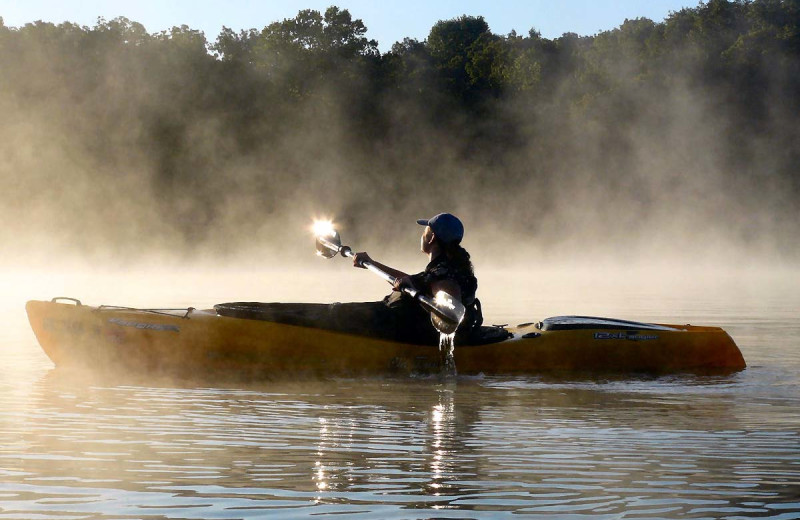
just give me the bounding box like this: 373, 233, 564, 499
439, 332, 457, 377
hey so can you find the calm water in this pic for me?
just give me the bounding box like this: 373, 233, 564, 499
2, 269, 799, 519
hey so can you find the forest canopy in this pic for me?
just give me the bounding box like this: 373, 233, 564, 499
1, 1, 798, 264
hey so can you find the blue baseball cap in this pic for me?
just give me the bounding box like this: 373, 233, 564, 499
416, 213, 464, 244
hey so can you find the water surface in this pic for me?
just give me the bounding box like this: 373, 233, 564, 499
2, 269, 799, 519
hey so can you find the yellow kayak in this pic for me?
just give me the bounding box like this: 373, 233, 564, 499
26, 298, 746, 377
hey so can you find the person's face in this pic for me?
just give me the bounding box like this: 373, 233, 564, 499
420, 226, 435, 254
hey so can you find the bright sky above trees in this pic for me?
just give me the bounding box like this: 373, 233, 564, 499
1, 0, 697, 51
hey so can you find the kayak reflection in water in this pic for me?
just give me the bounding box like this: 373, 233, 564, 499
349, 213, 482, 345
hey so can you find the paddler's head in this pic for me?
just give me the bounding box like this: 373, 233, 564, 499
416, 213, 464, 254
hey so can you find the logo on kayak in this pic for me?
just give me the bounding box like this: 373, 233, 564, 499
593, 332, 658, 341
108, 318, 180, 332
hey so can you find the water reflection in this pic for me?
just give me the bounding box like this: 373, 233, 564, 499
0, 364, 798, 518
428, 388, 455, 495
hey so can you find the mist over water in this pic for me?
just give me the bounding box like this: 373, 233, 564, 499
1, 2, 799, 277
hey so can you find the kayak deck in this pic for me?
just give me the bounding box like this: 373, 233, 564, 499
25, 298, 747, 377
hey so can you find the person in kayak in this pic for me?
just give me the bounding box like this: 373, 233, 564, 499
351, 212, 481, 344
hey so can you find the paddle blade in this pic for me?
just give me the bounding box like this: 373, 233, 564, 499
315, 230, 342, 259
427, 291, 466, 334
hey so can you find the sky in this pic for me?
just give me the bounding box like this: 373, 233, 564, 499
1, 0, 699, 51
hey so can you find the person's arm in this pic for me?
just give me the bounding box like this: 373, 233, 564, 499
352, 252, 409, 281
396, 274, 462, 302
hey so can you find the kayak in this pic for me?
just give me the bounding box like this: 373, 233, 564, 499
26, 298, 746, 376
25, 298, 746, 377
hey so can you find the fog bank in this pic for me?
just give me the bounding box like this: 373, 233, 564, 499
1, 2, 798, 276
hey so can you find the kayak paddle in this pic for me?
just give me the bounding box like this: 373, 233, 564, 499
314, 223, 465, 334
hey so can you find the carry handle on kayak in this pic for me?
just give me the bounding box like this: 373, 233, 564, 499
315, 229, 465, 334
51, 297, 82, 306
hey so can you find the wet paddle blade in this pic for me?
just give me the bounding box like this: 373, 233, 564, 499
425, 291, 466, 334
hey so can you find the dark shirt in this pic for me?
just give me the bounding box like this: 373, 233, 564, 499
383, 252, 480, 342
409, 253, 477, 308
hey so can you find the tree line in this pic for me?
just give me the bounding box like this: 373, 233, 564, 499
1, 0, 798, 259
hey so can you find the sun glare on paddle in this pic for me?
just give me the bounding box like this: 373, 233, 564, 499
434, 291, 456, 311
312, 219, 336, 238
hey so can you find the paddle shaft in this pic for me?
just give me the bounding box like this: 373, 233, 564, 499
317, 235, 449, 319
318, 236, 418, 296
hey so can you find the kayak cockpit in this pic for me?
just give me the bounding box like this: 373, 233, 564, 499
213, 301, 512, 345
